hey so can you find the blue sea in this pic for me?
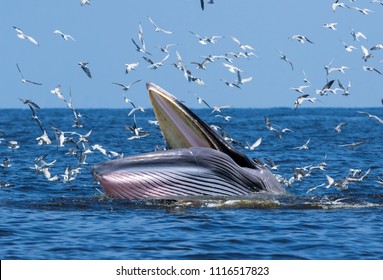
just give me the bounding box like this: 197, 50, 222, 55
1, 107, 382, 259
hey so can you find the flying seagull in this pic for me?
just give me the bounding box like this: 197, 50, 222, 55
16, 63, 42, 85
294, 94, 317, 109
80, 0, 90, 5
112, 80, 141, 91
78, 62, 92, 79
148, 17, 172, 34
230, 36, 255, 51
276, 49, 294, 70
12, 26, 39, 46
290, 34, 314, 44
125, 62, 140, 74
363, 66, 383, 76
323, 22, 338, 31
334, 122, 348, 133
53, 30, 75, 41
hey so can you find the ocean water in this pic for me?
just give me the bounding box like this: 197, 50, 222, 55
1, 107, 383, 259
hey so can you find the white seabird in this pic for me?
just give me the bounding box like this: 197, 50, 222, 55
13, 26, 39, 46
53, 30, 76, 41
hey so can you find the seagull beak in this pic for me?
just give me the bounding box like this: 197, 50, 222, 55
146, 82, 254, 168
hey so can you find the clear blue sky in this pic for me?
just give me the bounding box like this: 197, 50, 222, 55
1, 0, 383, 109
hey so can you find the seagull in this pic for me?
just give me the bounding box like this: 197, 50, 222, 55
316, 80, 335, 96
347, 168, 371, 182
112, 80, 141, 91
211, 105, 232, 113
290, 85, 310, 94
36, 130, 52, 146
7, 141, 20, 151
294, 94, 317, 109
375, 176, 383, 185
29, 106, 45, 132
263, 158, 279, 170
18, 98, 41, 109
236, 70, 252, 85
126, 115, 150, 140
78, 62, 92, 78
220, 79, 240, 89
131, 38, 151, 55
352, 7, 374, 15
16, 63, 42, 85
307, 174, 342, 193
339, 140, 366, 150
128, 106, 145, 117
50, 85, 67, 102
290, 34, 314, 44
12, 26, 39, 45
92, 144, 108, 157
215, 115, 232, 122
371, 0, 383, 5
148, 17, 172, 34
328, 65, 350, 74
222, 63, 243, 73
205, 35, 223, 44
337, 79, 352, 96
144, 54, 170, 70
191, 58, 210, 70
293, 138, 311, 150
332, 0, 350, 12
334, 122, 348, 133
264, 116, 282, 141
125, 62, 140, 74
302, 70, 310, 84
350, 28, 367, 41
361, 45, 373, 62
276, 49, 294, 70
53, 30, 75, 41
196, 96, 211, 109
357, 111, 383, 124
363, 66, 383, 75
324, 57, 335, 77
80, 0, 90, 5
174, 51, 189, 81
160, 44, 176, 54
323, 22, 338, 30
370, 44, 383, 51
190, 31, 208, 45
0, 157, 11, 168
244, 137, 262, 151
341, 41, 358, 52
230, 36, 255, 51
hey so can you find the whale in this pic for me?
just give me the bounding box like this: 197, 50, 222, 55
91, 83, 285, 198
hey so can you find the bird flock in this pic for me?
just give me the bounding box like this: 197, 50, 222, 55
1, 0, 383, 194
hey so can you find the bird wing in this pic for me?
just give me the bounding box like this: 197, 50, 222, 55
81, 65, 92, 78
250, 137, 262, 150
16, 63, 24, 79
131, 38, 141, 49
25, 80, 42, 85
230, 36, 241, 46
26, 35, 39, 45
129, 79, 141, 87
148, 17, 158, 28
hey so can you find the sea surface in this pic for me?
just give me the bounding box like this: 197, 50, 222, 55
1, 107, 383, 259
